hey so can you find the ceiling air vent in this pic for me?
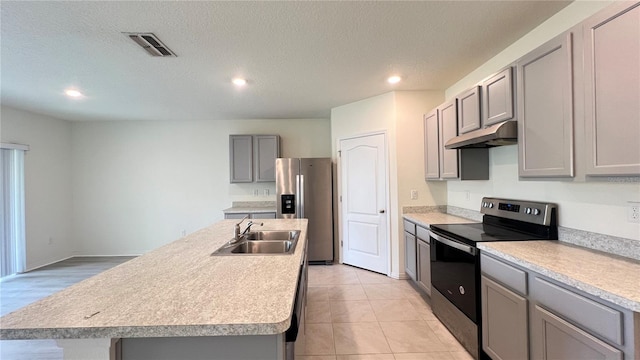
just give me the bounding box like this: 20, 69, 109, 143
124, 33, 176, 57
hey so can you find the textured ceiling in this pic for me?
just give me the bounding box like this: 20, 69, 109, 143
1, 1, 571, 121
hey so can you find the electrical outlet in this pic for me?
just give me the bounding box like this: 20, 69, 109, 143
48, 237, 53, 245
253, 189, 259, 197
263, 189, 270, 196
410, 190, 418, 200
628, 203, 640, 223
181, 229, 187, 237
465, 190, 470, 201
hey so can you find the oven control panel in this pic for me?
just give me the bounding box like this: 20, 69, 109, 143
481, 197, 556, 226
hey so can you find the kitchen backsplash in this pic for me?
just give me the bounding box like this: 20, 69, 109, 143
403, 205, 640, 261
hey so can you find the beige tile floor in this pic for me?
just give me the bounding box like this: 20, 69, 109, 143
297, 264, 474, 360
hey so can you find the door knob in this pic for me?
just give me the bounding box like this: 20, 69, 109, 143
379, 210, 385, 213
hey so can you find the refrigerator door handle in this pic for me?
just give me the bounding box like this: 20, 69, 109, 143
299, 174, 305, 218
295, 175, 301, 219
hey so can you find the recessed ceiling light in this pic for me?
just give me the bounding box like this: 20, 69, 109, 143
232, 78, 247, 86
387, 75, 402, 84
64, 89, 83, 98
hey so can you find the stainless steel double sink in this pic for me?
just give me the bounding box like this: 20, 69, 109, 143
211, 230, 301, 255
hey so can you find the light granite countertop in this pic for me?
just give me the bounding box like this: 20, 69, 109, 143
479, 241, 640, 312
223, 206, 276, 214
0, 219, 308, 340
223, 201, 276, 214
403, 212, 476, 228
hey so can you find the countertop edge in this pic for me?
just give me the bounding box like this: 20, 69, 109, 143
0, 321, 291, 340
223, 207, 277, 214
402, 212, 477, 228
478, 244, 640, 313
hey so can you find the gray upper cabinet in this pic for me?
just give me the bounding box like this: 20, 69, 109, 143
439, 99, 459, 179
482, 67, 515, 127
229, 135, 253, 183
254, 135, 280, 182
517, 32, 574, 178
424, 109, 441, 180
425, 100, 488, 181
457, 86, 482, 134
229, 135, 280, 183
584, 2, 640, 176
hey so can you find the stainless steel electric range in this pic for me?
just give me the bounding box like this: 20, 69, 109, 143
429, 197, 558, 360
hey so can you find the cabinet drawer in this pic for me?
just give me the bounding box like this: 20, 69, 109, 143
224, 213, 250, 219
532, 277, 623, 346
403, 220, 416, 235
251, 212, 276, 219
416, 225, 430, 241
481, 254, 527, 296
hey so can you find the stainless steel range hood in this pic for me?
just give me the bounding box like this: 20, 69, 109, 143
445, 120, 517, 149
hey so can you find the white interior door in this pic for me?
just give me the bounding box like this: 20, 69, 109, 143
339, 133, 388, 274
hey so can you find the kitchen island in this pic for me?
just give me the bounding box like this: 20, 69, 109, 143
0, 219, 308, 360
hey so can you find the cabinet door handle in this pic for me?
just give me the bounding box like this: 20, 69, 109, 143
379, 210, 385, 213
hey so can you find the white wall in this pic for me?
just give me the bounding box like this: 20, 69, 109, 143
71, 119, 331, 255
331, 91, 445, 278
395, 91, 447, 207
444, 0, 640, 241
1, 106, 74, 270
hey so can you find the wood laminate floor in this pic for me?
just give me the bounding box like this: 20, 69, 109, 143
0, 256, 135, 360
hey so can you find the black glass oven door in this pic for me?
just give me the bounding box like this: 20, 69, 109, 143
430, 231, 478, 323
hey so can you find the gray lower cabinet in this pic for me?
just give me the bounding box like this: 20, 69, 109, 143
482, 67, 515, 127
224, 212, 276, 220
531, 305, 622, 360
404, 221, 431, 296
517, 31, 574, 178
251, 212, 276, 219
584, 2, 640, 176
481, 275, 528, 360
225, 212, 251, 220
416, 238, 430, 296
403, 220, 417, 280
404, 231, 417, 280
229, 135, 280, 183
481, 253, 635, 360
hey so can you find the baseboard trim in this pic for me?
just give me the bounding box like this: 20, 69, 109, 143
23, 255, 74, 273
389, 271, 409, 280
22, 254, 140, 274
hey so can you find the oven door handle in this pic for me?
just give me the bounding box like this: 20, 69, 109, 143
430, 231, 476, 255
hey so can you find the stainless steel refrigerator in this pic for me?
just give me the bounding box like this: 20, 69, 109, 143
276, 158, 334, 263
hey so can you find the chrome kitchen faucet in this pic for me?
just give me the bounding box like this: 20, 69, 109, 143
233, 215, 263, 242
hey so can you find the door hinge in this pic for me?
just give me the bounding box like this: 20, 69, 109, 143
341, 240, 343, 247
339, 195, 342, 202
338, 150, 341, 157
